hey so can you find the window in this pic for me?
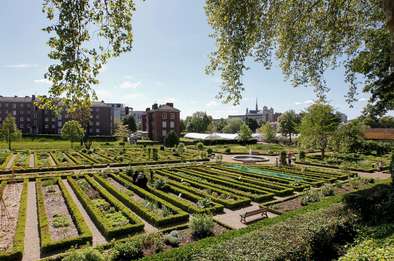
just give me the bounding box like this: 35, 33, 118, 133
20, 117, 24, 122
12, 103, 16, 109
12, 110, 16, 116
96, 128, 100, 133
45, 117, 49, 122
170, 121, 175, 129
52, 124, 55, 129
27, 117, 30, 122
44, 124, 48, 129
162, 113, 167, 119
170, 113, 175, 119
96, 122, 100, 126
162, 129, 167, 137
162, 121, 167, 128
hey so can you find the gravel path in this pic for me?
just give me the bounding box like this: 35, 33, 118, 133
22, 182, 40, 261
5, 154, 16, 169
61, 179, 107, 246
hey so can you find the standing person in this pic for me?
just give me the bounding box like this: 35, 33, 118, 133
275, 157, 279, 167
288, 152, 292, 166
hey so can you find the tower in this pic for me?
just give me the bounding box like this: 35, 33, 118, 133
255, 98, 258, 111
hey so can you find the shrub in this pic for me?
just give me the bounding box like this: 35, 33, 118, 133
152, 179, 167, 190
321, 184, 335, 197
301, 189, 321, 206
299, 151, 306, 161
110, 240, 143, 261
224, 148, 231, 154
165, 230, 180, 247
197, 198, 213, 209
164, 131, 179, 147
196, 142, 205, 151
207, 148, 213, 155
139, 232, 165, 253
190, 214, 214, 239
63, 247, 105, 261
280, 151, 287, 166
152, 148, 159, 161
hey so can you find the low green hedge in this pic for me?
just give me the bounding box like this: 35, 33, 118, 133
175, 169, 275, 202
189, 167, 295, 197
158, 174, 250, 209
211, 165, 308, 191
103, 173, 189, 227
157, 170, 256, 206
295, 160, 376, 173
0, 180, 28, 261
35, 178, 92, 254
146, 182, 224, 214
67, 176, 144, 239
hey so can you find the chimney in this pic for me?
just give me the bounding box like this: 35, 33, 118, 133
152, 103, 158, 110
166, 102, 173, 107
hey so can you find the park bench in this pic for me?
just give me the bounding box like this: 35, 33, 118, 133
240, 207, 268, 224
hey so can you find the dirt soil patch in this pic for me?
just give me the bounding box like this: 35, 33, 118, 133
0, 182, 23, 251
43, 184, 79, 241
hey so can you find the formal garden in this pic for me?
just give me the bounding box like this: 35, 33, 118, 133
0, 155, 391, 260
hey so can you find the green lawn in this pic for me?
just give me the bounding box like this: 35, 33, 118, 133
207, 143, 297, 155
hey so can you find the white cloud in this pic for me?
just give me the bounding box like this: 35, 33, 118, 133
3, 64, 39, 69
294, 99, 314, 106
33, 78, 52, 85
206, 100, 218, 107
119, 80, 141, 89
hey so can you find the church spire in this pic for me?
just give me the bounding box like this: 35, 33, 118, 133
255, 98, 258, 111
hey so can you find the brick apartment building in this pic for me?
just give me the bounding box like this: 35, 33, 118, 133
0, 95, 113, 136
142, 103, 180, 142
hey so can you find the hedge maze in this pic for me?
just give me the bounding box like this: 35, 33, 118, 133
0, 161, 354, 259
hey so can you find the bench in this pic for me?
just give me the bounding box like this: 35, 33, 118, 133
240, 207, 268, 224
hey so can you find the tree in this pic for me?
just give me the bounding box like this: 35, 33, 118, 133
331, 120, 365, 153
222, 118, 242, 133
114, 124, 129, 143
204, 1, 390, 115
245, 118, 259, 132
177, 142, 186, 156
278, 110, 300, 143
40, 0, 136, 113
180, 119, 186, 133
185, 112, 213, 133
0, 115, 22, 150
123, 115, 137, 132
61, 120, 85, 148
164, 131, 179, 147
238, 123, 252, 142
259, 122, 276, 143
299, 103, 340, 159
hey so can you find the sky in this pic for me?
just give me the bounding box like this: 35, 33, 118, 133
0, 0, 370, 119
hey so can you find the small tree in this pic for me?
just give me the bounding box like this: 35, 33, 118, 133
259, 122, 276, 143
164, 131, 179, 147
114, 124, 129, 148
177, 142, 186, 157
123, 115, 137, 132
61, 120, 84, 149
238, 123, 252, 142
196, 142, 205, 151
278, 110, 300, 143
0, 114, 22, 150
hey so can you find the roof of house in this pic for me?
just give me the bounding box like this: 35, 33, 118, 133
0, 96, 33, 102
363, 128, 394, 140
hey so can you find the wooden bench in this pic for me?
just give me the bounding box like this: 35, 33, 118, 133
240, 207, 268, 224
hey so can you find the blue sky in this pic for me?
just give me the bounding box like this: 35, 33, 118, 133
0, 0, 369, 119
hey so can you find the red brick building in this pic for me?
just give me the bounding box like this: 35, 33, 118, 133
142, 103, 180, 142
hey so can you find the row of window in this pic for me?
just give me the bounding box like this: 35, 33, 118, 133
162, 120, 175, 128
0, 103, 32, 109
162, 112, 176, 120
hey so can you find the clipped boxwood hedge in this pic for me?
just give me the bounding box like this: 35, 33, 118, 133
67, 176, 144, 239
98, 173, 189, 227
0, 180, 28, 261
36, 178, 92, 254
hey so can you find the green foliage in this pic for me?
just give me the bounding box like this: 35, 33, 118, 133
185, 112, 213, 133
258, 122, 276, 143
238, 123, 252, 142
301, 189, 321, 206
299, 103, 340, 159
196, 142, 205, 151
245, 118, 259, 132
114, 124, 129, 143
299, 151, 306, 161
320, 184, 335, 197
331, 120, 365, 153
279, 151, 287, 166
0, 114, 22, 150
204, 0, 386, 109
139, 232, 165, 253
391, 152, 394, 187
164, 131, 179, 148
110, 240, 143, 261
41, 0, 135, 112
52, 214, 71, 228
278, 110, 300, 143
177, 142, 186, 156
123, 115, 137, 132
197, 198, 213, 209
61, 120, 85, 148
222, 118, 242, 133
190, 214, 215, 239
62, 247, 105, 261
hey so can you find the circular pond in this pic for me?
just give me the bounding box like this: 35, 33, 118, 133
232, 155, 269, 163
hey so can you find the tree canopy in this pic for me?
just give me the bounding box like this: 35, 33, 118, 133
61, 120, 85, 147
299, 103, 340, 159
238, 122, 252, 142
204, 0, 390, 114
222, 118, 242, 133
40, 0, 136, 113
185, 112, 213, 133
278, 110, 300, 143
259, 122, 276, 143
123, 115, 137, 132
0, 114, 22, 150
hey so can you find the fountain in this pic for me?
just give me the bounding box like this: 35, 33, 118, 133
232, 146, 269, 163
